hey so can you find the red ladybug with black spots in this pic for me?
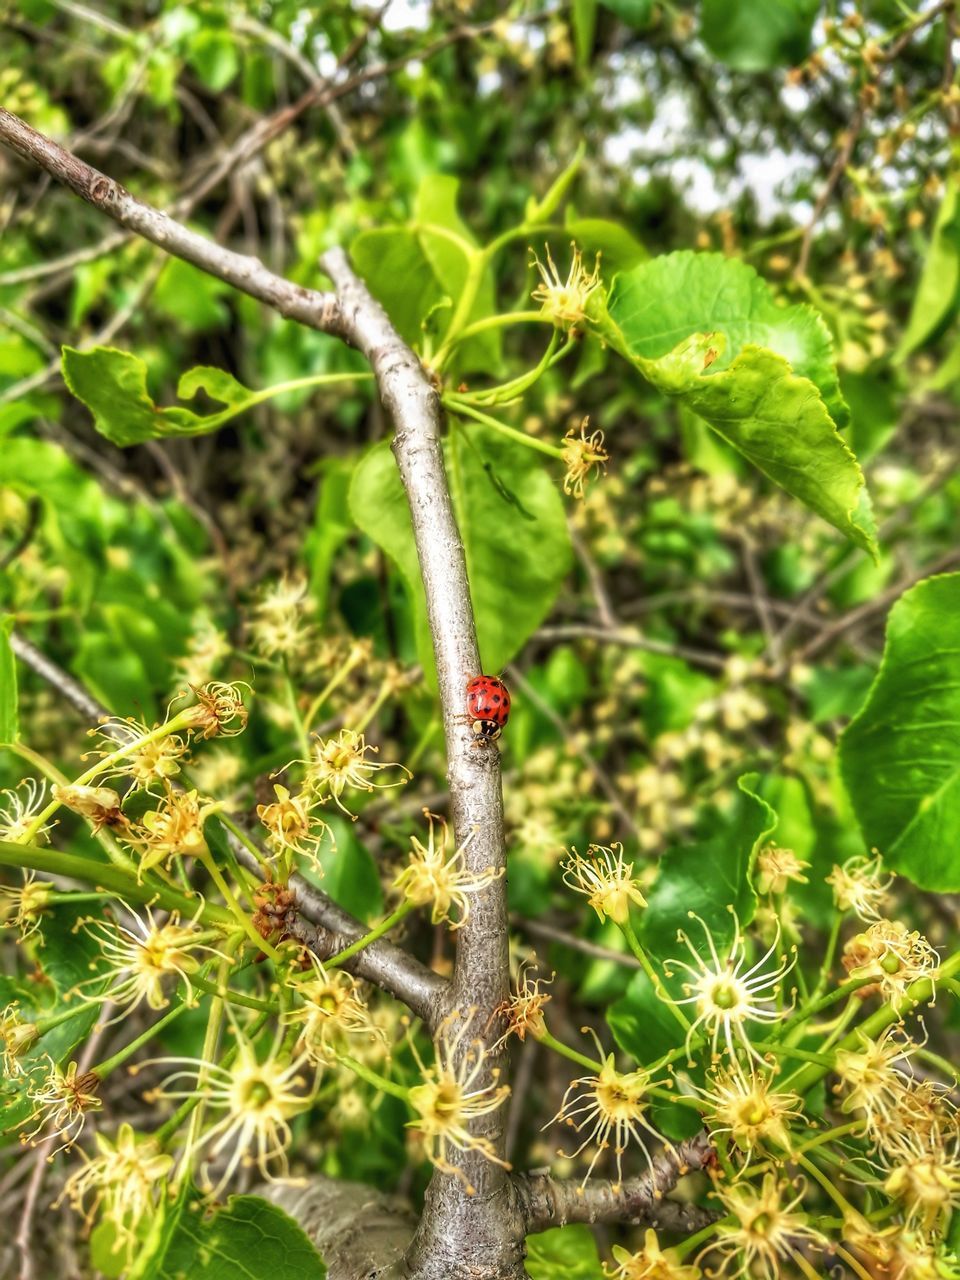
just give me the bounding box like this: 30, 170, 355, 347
466, 675, 511, 742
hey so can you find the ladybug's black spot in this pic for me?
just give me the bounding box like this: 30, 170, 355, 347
492, 694, 500, 703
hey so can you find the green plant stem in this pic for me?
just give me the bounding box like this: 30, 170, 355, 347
444, 397, 564, 459
535, 1027, 603, 1073
916, 1045, 960, 1081
336, 1053, 410, 1100
810, 913, 843, 1003
326, 901, 414, 968
786, 947, 960, 1097
452, 310, 552, 341
0, 839, 233, 925
283, 659, 311, 760
778, 977, 870, 1044
303, 649, 364, 734
674, 1216, 732, 1260
352, 676, 394, 735
94, 1000, 190, 1078
6, 741, 138, 872
752, 1040, 837, 1069
217, 812, 273, 875
453, 330, 569, 407
33, 1003, 96, 1035
794, 1151, 860, 1219
197, 848, 283, 963
833, 1246, 876, 1280
19, 708, 198, 842
189, 973, 280, 1014
620, 916, 692, 1035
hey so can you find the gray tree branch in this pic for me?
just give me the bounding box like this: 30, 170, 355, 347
514, 1131, 716, 1233
321, 247, 519, 1280
0, 108, 341, 331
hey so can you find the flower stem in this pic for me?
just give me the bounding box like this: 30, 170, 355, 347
326, 901, 414, 969
94, 1000, 190, 1079
197, 849, 283, 964
0, 839, 232, 925
189, 974, 280, 1014
535, 1027, 603, 1073
217, 812, 273, 874
620, 916, 692, 1034
794, 1151, 860, 1219
19, 709, 197, 843
674, 1216, 733, 1260
336, 1053, 410, 1100
283, 659, 312, 761
304, 649, 364, 734
444, 397, 564, 460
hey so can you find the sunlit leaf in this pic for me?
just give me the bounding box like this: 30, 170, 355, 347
840, 573, 960, 890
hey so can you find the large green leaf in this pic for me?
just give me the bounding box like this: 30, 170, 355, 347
596, 252, 847, 427
0, 618, 17, 744
349, 428, 571, 683
526, 1225, 603, 1279
138, 1193, 326, 1280
895, 173, 960, 360
414, 174, 501, 373
641, 773, 778, 962
349, 228, 444, 350
351, 177, 500, 373
589, 266, 876, 556
607, 967, 687, 1067
564, 213, 647, 272
701, 0, 820, 71
840, 573, 960, 890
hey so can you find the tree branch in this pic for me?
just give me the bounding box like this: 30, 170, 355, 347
514, 1131, 715, 1233
321, 247, 518, 1279
0, 108, 341, 332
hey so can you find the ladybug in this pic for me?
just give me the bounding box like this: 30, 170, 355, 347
466, 675, 511, 742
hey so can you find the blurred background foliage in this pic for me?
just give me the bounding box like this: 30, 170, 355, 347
2, 0, 960, 1272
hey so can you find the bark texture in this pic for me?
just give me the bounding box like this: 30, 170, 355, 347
322, 248, 521, 1279
263, 1178, 416, 1280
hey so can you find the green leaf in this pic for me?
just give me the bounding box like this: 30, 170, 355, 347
140, 1192, 326, 1280
525, 1225, 603, 1280
607, 967, 687, 1065
596, 252, 848, 427
348, 228, 443, 349
701, 0, 820, 71
414, 174, 501, 373
598, 0, 654, 28
306, 457, 357, 617
571, 0, 598, 65
564, 214, 648, 272
61, 347, 259, 446
895, 173, 960, 360
349, 429, 571, 684
589, 263, 876, 555
0, 617, 17, 744
298, 816, 384, 920
187, 28, 240, 92
641, 773, 778, 962
839, 573, 960, 890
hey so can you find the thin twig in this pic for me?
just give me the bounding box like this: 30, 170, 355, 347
515, 1131, 716, 1232
795, 107, 864, 280
534, 623, 728, 671
510, 914, 641, 969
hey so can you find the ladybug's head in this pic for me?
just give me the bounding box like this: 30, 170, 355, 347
472, 718, 502, 741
